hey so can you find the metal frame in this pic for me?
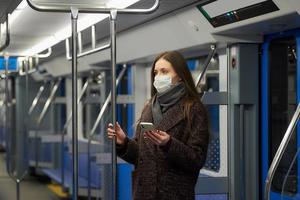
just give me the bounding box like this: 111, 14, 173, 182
65, 26, 110, 60
1, 13, 53, 200
32, 79, 61, 171
18, 48, 52, 76
196, 44, 216, 88
28, 82, 47, 114
261, 29, 300, 200
0, 14, 10, 52
227, 44, 259, 200
262, 29, 300, 200
60, 78, 90, 193
35, 47, 52, 58
1, 16, 24, 200
89, 65, 127, 138
62, 79, 89, 132
87, 64, 127, 200
265, 103, 300, 200
37, 79, 61, 124
25, 0, 160, 199
26, 0, 159, 13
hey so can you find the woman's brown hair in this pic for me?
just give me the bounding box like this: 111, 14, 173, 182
151, 51, 202, 127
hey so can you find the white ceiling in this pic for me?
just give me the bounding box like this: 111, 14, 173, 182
1, 0, 300, 61
2, 0, 210, 56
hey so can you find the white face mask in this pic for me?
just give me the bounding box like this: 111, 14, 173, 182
153, 75, 172, 93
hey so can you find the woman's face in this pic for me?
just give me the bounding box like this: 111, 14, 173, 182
153, 58, 181, 84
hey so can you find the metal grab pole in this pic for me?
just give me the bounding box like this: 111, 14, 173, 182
239, 105, 245, 200
87, 65, 127, 200
196, 44, 216, 87
28, 83, 46, 114
61, 79, 88, 192
110, 9, 117, 200
71, 7, 79, 200
63, 80, 89, 132
24, 2, 161, 200
16, 179, 20, 200
37, 79, 61, 124
34, 80, 62, 168
4, 56, 11, 174
264, 103, 300, 200
89, 65, 127, 137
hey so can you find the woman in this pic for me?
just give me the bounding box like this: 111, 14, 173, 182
107, 51, 209, 200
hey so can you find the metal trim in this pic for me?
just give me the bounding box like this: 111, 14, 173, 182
26, 0, 160, 14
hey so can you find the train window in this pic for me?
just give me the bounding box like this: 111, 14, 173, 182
269, 37, 298, 195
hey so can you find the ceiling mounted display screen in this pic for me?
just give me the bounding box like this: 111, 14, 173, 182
197, 0, 279, 27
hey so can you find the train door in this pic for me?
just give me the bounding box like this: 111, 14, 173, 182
262, 29, 300, 199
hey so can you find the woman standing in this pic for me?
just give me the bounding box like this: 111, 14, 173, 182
107, 51, 209, 200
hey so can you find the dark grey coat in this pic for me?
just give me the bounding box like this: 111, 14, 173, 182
117, 98, 209, 200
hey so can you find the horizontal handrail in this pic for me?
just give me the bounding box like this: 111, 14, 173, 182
89, 64, 127, 137
26, 0, 159, 14
0, 14, 10, 52
37, 79, 61, 124
264, 103, 300, 200
196, 44, 216, 87
18, 48, 52, 76
62, 79, 90, 132
28, 82, 47, 114
65, 36, 111, 60
35, 48, 52, 58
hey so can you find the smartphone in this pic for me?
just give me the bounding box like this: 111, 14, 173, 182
140, 122, 155, 132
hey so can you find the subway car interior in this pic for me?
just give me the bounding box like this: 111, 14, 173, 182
0, 0, 300, 199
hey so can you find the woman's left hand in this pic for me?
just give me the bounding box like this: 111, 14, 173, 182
144, 130, 170, 146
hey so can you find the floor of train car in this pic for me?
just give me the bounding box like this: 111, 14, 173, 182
0, 152, 64, 200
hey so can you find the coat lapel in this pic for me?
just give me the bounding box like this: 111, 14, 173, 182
140, 103, 153, 123
156, 100, 185, 132
140, 99, 185, 132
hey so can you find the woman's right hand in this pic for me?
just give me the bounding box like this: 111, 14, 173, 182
107, 122, 126, 145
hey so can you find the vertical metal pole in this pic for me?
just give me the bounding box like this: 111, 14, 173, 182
91, 25, 96, 49
226, 45, 233, 200
239, 105, 245, 200
4, 55, 10, 174
87, 134, 91, 200
25, 59, 29, 136
110, 9, 117, 200
71, 7, 79, 200
16, 179, 20, 200
34, 129, 38, 168
61, 130, 65, 192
